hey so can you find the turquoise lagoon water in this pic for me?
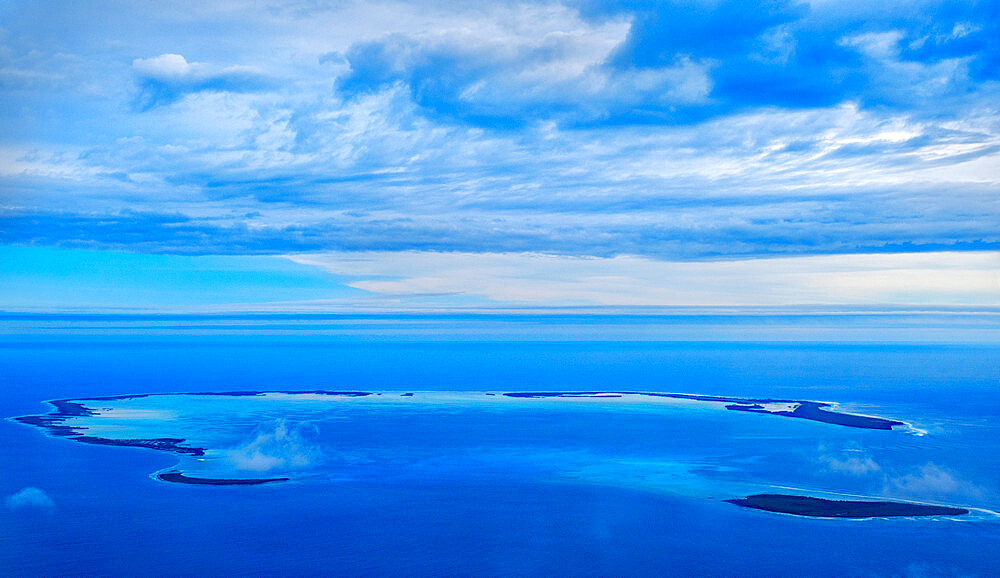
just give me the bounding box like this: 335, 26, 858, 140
2, 313, 1000, 576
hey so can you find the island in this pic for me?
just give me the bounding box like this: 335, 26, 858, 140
156, 472, 290, 485
503, 391, 904, 430
725, 494, 968, 518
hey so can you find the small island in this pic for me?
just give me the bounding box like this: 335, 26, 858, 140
726, 494, 968, 518
503, 392, 904, 430
156, 472, 290, 485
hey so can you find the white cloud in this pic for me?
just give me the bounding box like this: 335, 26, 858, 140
132, 53, 260, 84
288, 251, 1000, 306
820, 452, 882, 476
335, 4, 715, 116
129, 53, 269, 110
839, 30, 905, 59
132, 54, 201, 80
224, 419, 322, 473
884, 463, 984, 499
5, 487, 55, 511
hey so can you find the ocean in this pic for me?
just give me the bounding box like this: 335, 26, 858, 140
2, 313, 999, 576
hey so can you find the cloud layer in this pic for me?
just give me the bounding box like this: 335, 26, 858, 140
0, 0, 998, 300
289, 250, 1000, 306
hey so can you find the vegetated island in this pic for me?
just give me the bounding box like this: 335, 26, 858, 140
726, 494, 968, 518
503, 392, 904, 430
156, 472, 289, 485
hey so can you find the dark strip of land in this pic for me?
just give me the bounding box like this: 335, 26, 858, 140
726, 401, 903, 430
73, 436, 205, 456
156, 472, 289, 485
726, 494, 968, 518
503, 392, 903, 430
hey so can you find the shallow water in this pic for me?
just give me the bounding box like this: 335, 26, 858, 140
3, 315, 999, 576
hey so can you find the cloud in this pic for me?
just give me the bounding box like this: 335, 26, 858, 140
884, 463, 984, 500
815, 449, 990, 503
336, 5, 714, 125
819, 451, 882, 476
330, 0, 1000, 125
224, 419, 323, 473
5, 487, 55, 511
578, 0, 1000, 117
287, 250, 1000, 306
132, 54, 269, 110
601, 0, 842, 112
133, 53, 201, 79
896, 1, 1000, 82
4, 114, 999, 259
1, 0, 998, 274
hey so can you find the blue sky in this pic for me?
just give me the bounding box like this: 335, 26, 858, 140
1, 0, 998, 310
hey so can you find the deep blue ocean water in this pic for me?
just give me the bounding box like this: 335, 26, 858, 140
2, 313, 999, 576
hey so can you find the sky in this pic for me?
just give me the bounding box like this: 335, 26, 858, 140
1, 0, 998, 310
